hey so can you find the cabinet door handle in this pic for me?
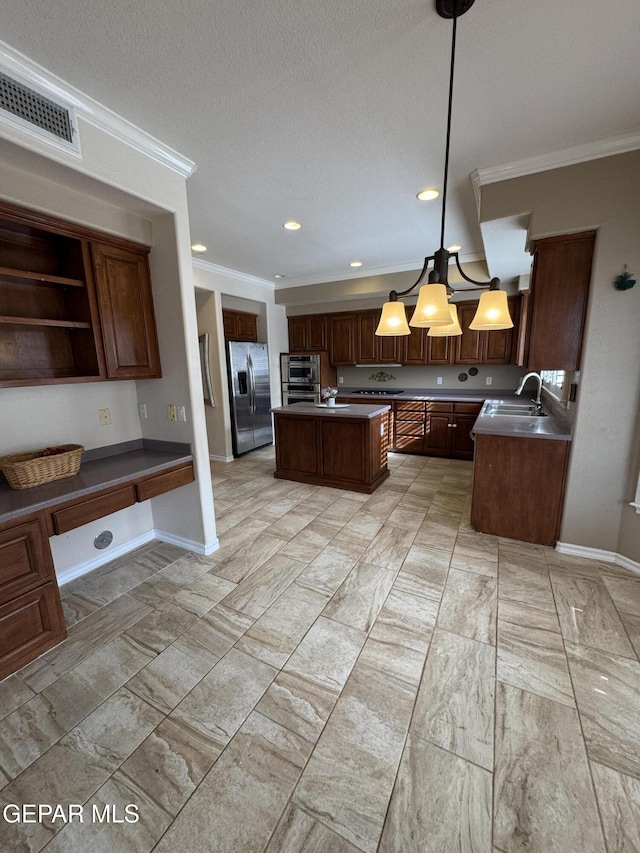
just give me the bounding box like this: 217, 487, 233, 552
452, 423, 458, 428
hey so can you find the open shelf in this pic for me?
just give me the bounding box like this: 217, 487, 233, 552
0, 267, 86, 288
0, 316, 92, 329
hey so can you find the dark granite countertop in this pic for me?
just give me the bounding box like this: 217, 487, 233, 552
271, 401, 391, 419
471, 397, 573, 441
0, 439, 193, 525
337, 387, 514, 403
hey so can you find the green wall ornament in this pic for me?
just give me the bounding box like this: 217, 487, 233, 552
614, 265, 636, 291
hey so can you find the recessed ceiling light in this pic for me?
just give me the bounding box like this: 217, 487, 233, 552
416, 188, 440, 201
191, 243, 207, 252
274, 274, 285, 279
283, 221, 302, 230
447, 244, 462, 252
349, 260, 363, 268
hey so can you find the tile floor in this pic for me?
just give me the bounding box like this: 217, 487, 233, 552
1, 447, 640, 851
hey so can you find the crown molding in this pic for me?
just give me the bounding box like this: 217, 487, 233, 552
472, 130, 640, 195
277, 253, 486, 289
0, 41, 196, 178
192, 256, 275, 290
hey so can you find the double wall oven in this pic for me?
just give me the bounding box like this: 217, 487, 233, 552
281, 353, 321, 404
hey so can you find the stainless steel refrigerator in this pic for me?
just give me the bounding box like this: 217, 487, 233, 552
227, 341, 273, 456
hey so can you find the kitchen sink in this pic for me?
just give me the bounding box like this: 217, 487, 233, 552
484, 403, 547, 417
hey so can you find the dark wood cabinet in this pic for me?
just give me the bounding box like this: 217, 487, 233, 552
393, 399, 481, 459
471, 433, 570, 545
92, 242, 161, 379
287, 314, 327, 352
0, 511, 65, 680
329, 314, 356, 365
454, 297, 518, 365
223, 309, 258, 342
402, 307, 454, 365
0, 201, 162, 386
356, 311, 401, 364
522, 231, 595, 371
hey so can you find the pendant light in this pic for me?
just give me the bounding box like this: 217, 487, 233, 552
427, 302, 463, 337
376, 0, 513, 337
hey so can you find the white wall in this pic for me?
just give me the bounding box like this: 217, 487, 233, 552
480, 150, 640, 562
193, 261, 288, 461
0, 95, 217, 576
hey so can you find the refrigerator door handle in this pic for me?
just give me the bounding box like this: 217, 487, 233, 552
247, 353, 256, 414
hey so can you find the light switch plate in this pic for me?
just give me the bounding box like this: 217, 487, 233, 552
138, 403, 148, 419
177, 405, 187, 422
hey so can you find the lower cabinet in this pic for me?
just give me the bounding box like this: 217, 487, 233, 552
392, 400, 481, 459
471, 434, 569, 545
0, 511, 66, 680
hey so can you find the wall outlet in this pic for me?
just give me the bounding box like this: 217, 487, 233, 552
177, 405, 187, 423
167, 404, 177, 422
436, 376, 443, 385
338, 376, 344, 385
485, 376, 492, 385
99, 408, 111, 426
138, 403, 148, 419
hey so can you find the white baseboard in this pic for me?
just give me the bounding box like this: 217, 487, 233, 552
55, 530, 157, 586
55, 529, 220, 587
209, 454, 234, 462
555, 541, 640, 576
154, 529, 220, 556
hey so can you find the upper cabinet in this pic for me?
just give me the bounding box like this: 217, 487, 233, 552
223, 308, 258, 342
92, 242, 161, 380
0, 201, 161, 387
521, 231, 595, 371
288, 314, 327, 352
329, 313, 356, 365
454, 297, 519, 365
356, 311, 401, 364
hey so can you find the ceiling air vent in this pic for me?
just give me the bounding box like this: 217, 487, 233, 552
0, 71, 77, 150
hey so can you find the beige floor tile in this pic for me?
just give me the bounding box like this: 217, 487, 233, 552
221, 553, 306, 618
128, 553, 217, 608
590, 761, 640, 852
397, 543, 450, 600
412, 627, 495, 769
0, 672, 35, 721
236, 581, 329, 668
293, 661, 417, 853
620, 610, 640, 657
173, 602, 254, 668
323, 560, 396, 632
119, 715, 223, 817
124, 598, 202, 654
602, 574, 640, 618
212, 532, 287, 584
277, 520, 338, 562
494, 682, 605, 853
295, 540, 364, 597
126, 644, 213, 714
318, 496, 363, 528
19, 594, 152, 692
264, 505, 322, 540
498, 560, 556, 613
413, 513, 459, 551
566, 642, 640, 779
333, 510, 385, 550
497, 600, 575, 707
386, 506, 426, 533
379, 735, 492, 853
154, 712, 308, 853
266, 802, 361, 853
361, 524, 413, 571
451, 529, 499, 577
437, 568, 497, 645
552, 575, 636, 658
359, 490, 403, 518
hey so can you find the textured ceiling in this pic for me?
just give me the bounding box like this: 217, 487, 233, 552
2, 0, 640, 288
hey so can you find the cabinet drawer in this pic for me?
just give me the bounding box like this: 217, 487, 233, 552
454, 402, 482, 414
52, 485, 136, 534
0, 582, 66, 680
136, 463, 195, 502
394, 410, 425, 422
395, 401, 425, 413
393, 435, 424, 453
426, 402, 454, 413
395, 420, 426, 437
0, 514, 56, 602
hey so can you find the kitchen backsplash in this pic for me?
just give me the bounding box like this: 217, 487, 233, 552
337, 364, 525, 391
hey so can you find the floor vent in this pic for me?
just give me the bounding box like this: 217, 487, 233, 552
0, 70, 76, 146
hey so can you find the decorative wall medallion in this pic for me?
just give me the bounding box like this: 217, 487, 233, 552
370, 371, 396, 382
469, 367, 479, 376
458, 372, 468, 382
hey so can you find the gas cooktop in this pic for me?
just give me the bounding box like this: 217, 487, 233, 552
352, 389, 405, 396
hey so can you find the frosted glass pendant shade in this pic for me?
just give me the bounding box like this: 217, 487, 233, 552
427, 303, 462, 337
469, 290, 513, 330
410, 283, 452, 327
375, 301, 410, 336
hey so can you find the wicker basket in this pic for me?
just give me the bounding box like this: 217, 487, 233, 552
0, 444, 84, 489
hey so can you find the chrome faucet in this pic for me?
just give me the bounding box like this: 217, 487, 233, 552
515, 371, 543, 410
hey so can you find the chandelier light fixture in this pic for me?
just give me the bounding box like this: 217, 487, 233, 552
376, 0, 513, 337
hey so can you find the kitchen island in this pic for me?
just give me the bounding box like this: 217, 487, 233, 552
271, 402, 391, 493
